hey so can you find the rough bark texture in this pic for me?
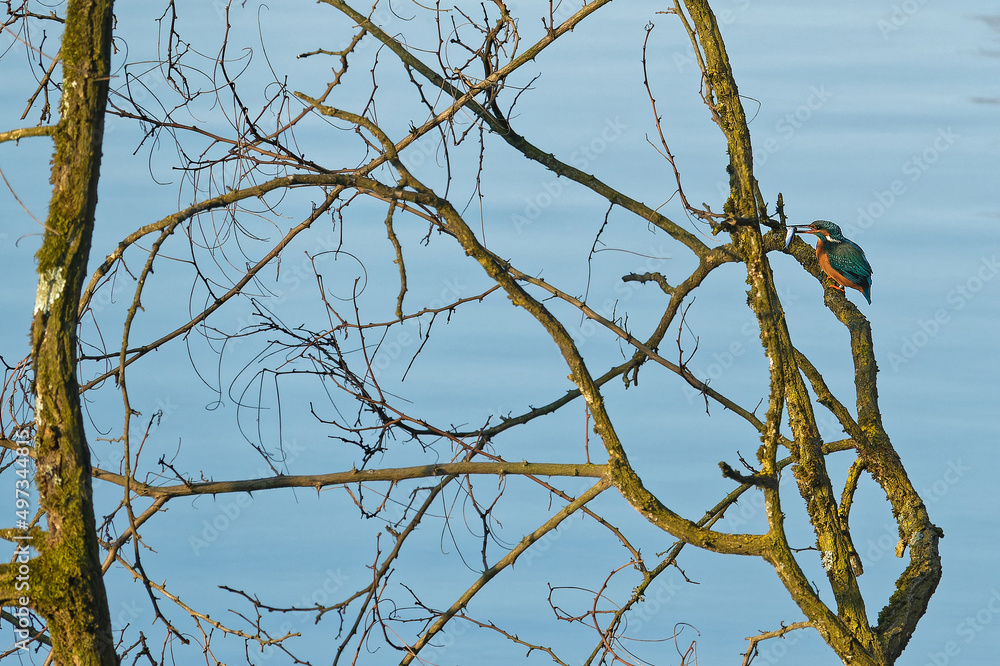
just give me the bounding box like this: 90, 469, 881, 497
0, 1, 940, 662
680, 1, 942, 663
24, 0, 117, 662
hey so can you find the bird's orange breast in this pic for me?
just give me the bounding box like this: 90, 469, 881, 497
816, 239, 864, 293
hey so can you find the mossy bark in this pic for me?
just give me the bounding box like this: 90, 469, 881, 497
27, 0, 117, 662
680, 1, 941, 663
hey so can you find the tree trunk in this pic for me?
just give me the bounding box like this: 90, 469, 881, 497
26, 0, 117, 662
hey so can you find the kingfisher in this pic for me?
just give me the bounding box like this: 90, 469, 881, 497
785, 220, 872, 304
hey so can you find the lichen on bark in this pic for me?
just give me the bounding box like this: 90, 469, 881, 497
3, 0, 120, 663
